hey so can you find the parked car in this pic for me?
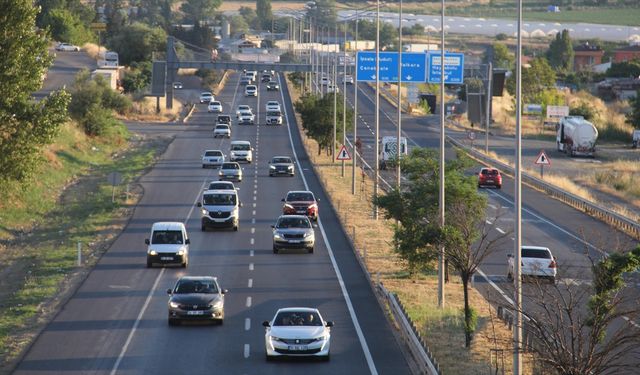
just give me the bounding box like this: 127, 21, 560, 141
245, 85, 258, 97
145, 222, 190, 268
199, 92, 214, 103
167, 276, 226, 325
263, 307, 332, 360
266, 81, 280, 91
477, 167, 502, 189
55, 42, 80, 52
219, 162, 243, 181
173, 82, 183, 89
282, 190, 319, 221
202, 149, 225, 168
507, 246, 557, 284
269, 156, 295, 177
265, 101, 281, 112
208, 101, 223, 113
213, 124, 231, 138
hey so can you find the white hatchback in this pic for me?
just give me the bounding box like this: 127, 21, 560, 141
214, 124, 231, 138
265, 101, 281, 112
507, 246, 557, 283
245, 85, 258, 97
263, 307, 332, 361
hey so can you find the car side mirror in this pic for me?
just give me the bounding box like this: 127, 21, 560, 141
239, 202, 243, 207
316, 198, 321, 202
507, 253, 513, 258
325, 321, 334, 327
166, 288, 172, 295
185, 239, 190, 244
270, 225, 275, 228
145, 239, 150, 245
262, 321, 270, 327
197, 202, 202, 207
281, 198, 285, 202
222, 289, 228, 294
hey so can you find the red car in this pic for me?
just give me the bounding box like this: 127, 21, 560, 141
282, 190, 319, 221
477, 168, 502, 189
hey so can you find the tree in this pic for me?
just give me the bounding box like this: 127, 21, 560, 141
108, 22, 167, 65
570, 101, 599, 122
626, 89, 640, 129
180, 0, 222, 24
402, 23, 425, 37
306, 0, 337, 29
36, 0, 94, 28
0, 0, 70, 182
506, 57, 557, 102
137, 0, 176, 31
547, 29, 574, 72
510, 246, 640, 375
355, 19, 398, 50
42, 8, 95, 45
606, 60, 640, 78
483, 43, 514, 70
294, 93, 352, 155
228, 15, 250, 36
256, 0, 273, 31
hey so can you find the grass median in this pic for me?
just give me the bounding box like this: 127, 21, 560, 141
286, 77, 533, 374
0, 122, 170, 370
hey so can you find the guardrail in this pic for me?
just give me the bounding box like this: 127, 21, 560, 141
447, 136, 640, 241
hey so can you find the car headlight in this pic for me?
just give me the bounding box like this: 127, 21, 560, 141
304, 232, 313, 238
177, 249, 185, 256
202, 209, 208, 215
232, 208, 239, 217
274, 232, 283, 240
209, 300, 223, 310
287, 166, 294, 170
313, 335, 327, 342
219, 171, 224, 175
269, 336, 283, 342
149, 250, 158, 256
269, 165, 276, 169
169, 301, 180, 308
284, 203, 294, 210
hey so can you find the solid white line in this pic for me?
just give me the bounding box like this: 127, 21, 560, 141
246, 296, 252, 307
496, 227, 506, 234
476, 268, 514, 306
249, 263, 254, 271
248, 278, 253, 288
244, 344, 250, 358
245, 318, 251, 331
278, 74, 379, 375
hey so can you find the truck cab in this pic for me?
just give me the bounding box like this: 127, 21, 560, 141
379, 136, 408, 170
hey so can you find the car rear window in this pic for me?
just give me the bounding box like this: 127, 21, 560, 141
481, 169, 499, 176
522, 248, 552, 259
204, 151, 222, 157
287, 192, 313, 201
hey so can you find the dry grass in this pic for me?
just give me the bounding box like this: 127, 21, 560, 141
287, 76, 527, 375
81, 43, 105, 60
124, 97, 183, 122
218, 1, 307, 11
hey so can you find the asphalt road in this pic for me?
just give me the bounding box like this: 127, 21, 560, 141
15, 73, 412, 374
34, 48, 96, 100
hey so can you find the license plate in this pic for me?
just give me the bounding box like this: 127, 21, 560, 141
288, 345, 308, 351
161, 257, 173, 260
296, 210, 306, 214
187, 311, 204, 315
486, 180, 494, 183
289, 240, 301, 244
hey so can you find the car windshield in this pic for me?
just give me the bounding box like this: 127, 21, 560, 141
201, 93, 212, 97
522, 248, 552, 258
152, 230, 183, 244
203, 193, 236, 205
174, 279, 218, 294
238, 106, 250, 111
273, 311, 322, 326
204, 151, 222, 157
208, 182, 233, 190
481, 169, 499, 176
231, 144, 250, 151
277, 217, 311, 229
240, 111, 252, 116
215, 125, 229, 130
222, 163, 239, 170
287, 192, 313, 201
210, 101, 221, 106
267, 111, 281, 117
217, 116, 230, 122
272, 157, 292, 164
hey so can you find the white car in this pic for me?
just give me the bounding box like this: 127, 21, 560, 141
246, 70, 258, 80
173, 82, 183, 89
263, 307, 332, 361
238, 110, 255, 125
342, 75, 354, 85
507, 246, 557, 283
265, 101, 281, 112
245, 85, 257, 97
55, 42, 80, 52
219, 162, 243, 181
229, 140, 253, 163
202, 149, 225, 168
207, 180, 236, 191
327, 84, 339, 93
236, 105, 252, 118
320, 77, 331, 86
214, 124, 231, 138
199, 92, 214, 103
208, 101, 223, 113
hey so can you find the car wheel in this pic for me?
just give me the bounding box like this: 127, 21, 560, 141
273, 246, 279, 254
496, 184, 502, 189
168, 318, 179, 326
146, 259, 152, 268
308, 247, 314, 254
233, 225, 238, 232
507, 272, 513, 281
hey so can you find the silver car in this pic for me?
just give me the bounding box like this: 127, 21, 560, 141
202, 150, 225, 168
219, 162, 242, 182
271, 215, 314, 254
269, 156, 295, 177
238, 110, 255, 125
213, 124, 231, 138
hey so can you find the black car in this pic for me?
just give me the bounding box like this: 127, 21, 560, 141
261, 73, 272, 82
167, 276, 227, 325
266, 81, 280, 91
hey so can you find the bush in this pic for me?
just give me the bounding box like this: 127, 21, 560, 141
81, 105, 120, 136
121, 62, 152, 94
570, 101, 599, 121
195, 69, 221, 89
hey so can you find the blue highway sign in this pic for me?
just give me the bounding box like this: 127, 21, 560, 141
427, 52, 465, 84
356, 52, 427, 83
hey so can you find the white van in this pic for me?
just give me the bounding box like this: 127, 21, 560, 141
145, 222, 190, 268
229, 140, 253, 163
197, 189, 242, 231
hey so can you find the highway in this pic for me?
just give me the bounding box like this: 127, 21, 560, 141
34, 48, 96, 100
15, 72, 412, 374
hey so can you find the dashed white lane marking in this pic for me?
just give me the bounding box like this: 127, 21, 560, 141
486, 219, 493, 225
248, 278, 253, 288
496, 227, 506, 234
254, 190, 257, 195
251, 227, 255, 234
245, 318, 251, 331
244, 344, 250, 358
489, 204, 497, 209
251, 217, 256, 224
253, 196, 257, 201
254, 184, 258, 189
250, 250, 254, 257
246, 296, 252, 307
250, 238, 255, 245
253, 203, 256, 208
249, 263, 254, 271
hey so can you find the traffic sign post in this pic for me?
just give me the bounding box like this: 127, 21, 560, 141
468, 131, 476, 148
356, 52, 427, 83
427, 52, 465, 84
336, 145, 352, 161
534, 150, 551, 178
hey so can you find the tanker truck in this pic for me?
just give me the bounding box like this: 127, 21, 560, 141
556, 116, 598, 157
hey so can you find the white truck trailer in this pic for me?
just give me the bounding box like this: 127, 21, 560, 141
556, 116, 598, 157
379, 136, 408, 170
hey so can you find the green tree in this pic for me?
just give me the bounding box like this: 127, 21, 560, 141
228, 15, 250, 35
43, 8, 95, 45
506, 57, 557, 103
0, 0, 70, 182
626, 90, 640, 129
306, 0, 337, 29
108, 22, 166, 65
180, 0, 222, 24
294, 93, 352, 155
137, 0, 176, 31
121, 61, 152, 93
402, 23, 425, 37
36, 0, 94, 28
606, 60, 640, 78
483, 43, 514, 70
547, 29, 574, 72
256, 0, 273, 31
570, 101, 599, 122
356, 19, 398, 50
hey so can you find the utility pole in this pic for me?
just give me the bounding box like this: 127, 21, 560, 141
514, 0, 524, 373
342, 19, 348, 177
396, 0, 403, 189
374, 0, 380, 220
352, 11, 359, 195
333, 22, 338, 162
485, 62, 492, 154
437, 0, 446, 309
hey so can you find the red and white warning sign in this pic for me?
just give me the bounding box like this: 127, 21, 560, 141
336, 145, 352, 161
534, 150, 551, 165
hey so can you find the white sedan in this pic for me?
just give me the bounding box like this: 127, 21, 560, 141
236, 105, 252, 118
199, 92, 214, 103
208, 101, 223, 113
263, 307, 332, 361
265, 101, 281, 112
213, 124, 231, 138
237, 110, 255, 125
245, 85, 258, 97
55, 43, 80, 52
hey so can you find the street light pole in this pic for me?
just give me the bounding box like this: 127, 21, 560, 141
333, 23, 338, 162
437, 0, 446, 309
352, 11, 359, 195
485, 62, 492, 155
396, 0, 403, 189
374, 0, 380, 220
514, 0, 524, 373
342, 19, 347, 177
